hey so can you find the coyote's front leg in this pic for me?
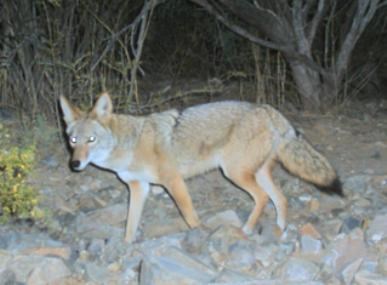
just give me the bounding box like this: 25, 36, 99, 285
125, 181, 150, 243
162, 173, 200, 228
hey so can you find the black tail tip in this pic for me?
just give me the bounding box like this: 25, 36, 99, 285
316, 178, 344, 197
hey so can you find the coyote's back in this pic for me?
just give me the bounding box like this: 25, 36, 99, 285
59, 93, 343, 242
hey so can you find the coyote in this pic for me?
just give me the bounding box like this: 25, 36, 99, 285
59, 92, 342, 242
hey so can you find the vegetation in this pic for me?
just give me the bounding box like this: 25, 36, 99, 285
0, 123, 42, 223
0, 0, 386, 120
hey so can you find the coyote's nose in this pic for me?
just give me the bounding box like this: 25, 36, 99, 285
70, 160, 81, 170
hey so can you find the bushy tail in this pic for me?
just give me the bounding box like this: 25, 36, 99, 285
278, 136, 343, 196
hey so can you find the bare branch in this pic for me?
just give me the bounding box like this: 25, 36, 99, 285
190, 0, 287, 51
90, 0, 164, 71
190, 0, 327, 75
336, 0, 379, 80
292, 0, 309, 53
307, 0, 325, 43
217, 0, 292, 45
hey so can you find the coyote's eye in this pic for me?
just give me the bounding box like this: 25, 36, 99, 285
87, 136, 96, 143
70, 137, 77, 144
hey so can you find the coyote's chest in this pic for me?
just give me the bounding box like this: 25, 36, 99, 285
117, 169, 155, 183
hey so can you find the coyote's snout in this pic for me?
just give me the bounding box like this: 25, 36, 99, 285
60, 92, 343, 243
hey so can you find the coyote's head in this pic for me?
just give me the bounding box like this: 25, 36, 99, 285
59, 93, 116, 171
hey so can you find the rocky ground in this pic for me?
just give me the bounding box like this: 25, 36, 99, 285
1, 100, 387, 285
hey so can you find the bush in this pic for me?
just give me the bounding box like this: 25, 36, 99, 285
0, 123, 42, 223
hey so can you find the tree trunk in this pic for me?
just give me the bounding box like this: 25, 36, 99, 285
288, 61, 321, 110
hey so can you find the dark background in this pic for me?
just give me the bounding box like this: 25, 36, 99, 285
0, 0, 386, 122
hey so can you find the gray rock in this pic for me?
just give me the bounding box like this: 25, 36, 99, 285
0, 269, 17, 285
26, 257, 72, 285
0, 250, 12, 268
379, 256, 387, 275
276, 257, 320, 282
226, 240, 257, 273
0, 230, 63, 252
142, 216, 188, 239
323, 228, 367, 274
84, 262, 110, 284
87, 238, 106, 256
72, 204, 127, 239
367, 213, 387, 242
7, 255, 46, 282
212, 269, 256, 283
83, 203, 127, 225
210, 281, 324, 285
207, 225, 248, 266
341, 258, 363, 285
300, 235, 323, 256
344, 175, 371, 193
340, 216, 363, 234
102, 236, 131, 263
354, 270, 387, 285
181, 228, 209, 254
254, 244, 280, 268
204, 210, 242, 229
140, 246, 217, 285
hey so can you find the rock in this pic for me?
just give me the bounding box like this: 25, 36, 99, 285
258, 220, 283, 243
254, 243, 280, 268
213, 269, 256, 283
323, 228, 367, 274
360, 259, 379, 273
108, 262, 121, 272
367, 213, 387, 242
181, 228, 209, 254
83, 203, 127, 225
276, 257, 320, 282
299, 223, 322, 239
84, 262, 111, 284
7, 255, 47, 282
70, 212, 126, 239
300, 235, 323, 256
140, 246, 217, 285
340, 216, 363, 234
379, 256, 387, 275
213, 281, 324, 285
299, 223, 323, 256
102, 236, 131, 263
376, 237, 387, 255
26, 257, 72, 285
87, 239, 106, 257
354, 270, 387, 285
317, 194, 346, 214
344, 175, 371, 194
341, 258, 363, 285
207, 225, 247, 266
0, 250, 12, 268
226, 240, 257, 273
21, 246, 72, 260
0, 230, 64, 252
142, 216, 188, 239
308, 198, 320, 212
353, 197, 372, 208
319, 219, 343, 241
0, 270, 17, 285
204, 210, 242, 229
77, 192, 108, 211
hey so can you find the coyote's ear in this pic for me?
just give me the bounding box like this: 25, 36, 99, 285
59, 96, 82, 125
91, 92, 113, 120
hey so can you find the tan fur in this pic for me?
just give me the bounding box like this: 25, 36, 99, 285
59, 93, 341, 242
